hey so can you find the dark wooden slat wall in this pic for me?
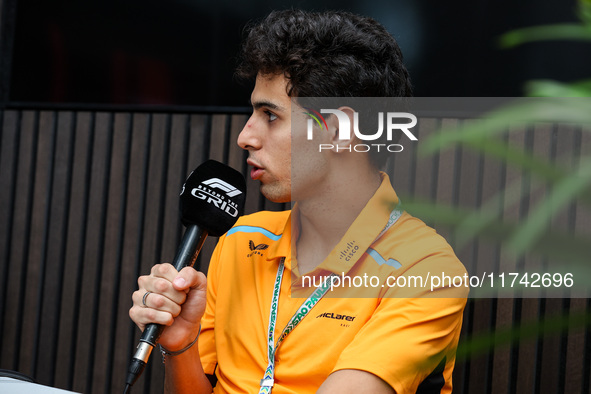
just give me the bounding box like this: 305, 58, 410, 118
0, 108, 589, 393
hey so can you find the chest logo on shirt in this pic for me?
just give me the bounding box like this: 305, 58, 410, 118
316, 312, 356, 322
247, 240, 269, 257
339, 241, 360, 262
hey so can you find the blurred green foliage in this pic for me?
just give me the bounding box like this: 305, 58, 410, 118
406, 0, 591, 266
410, 98, 591, 263
499, 0, 591, 97
402, 0, 591, 358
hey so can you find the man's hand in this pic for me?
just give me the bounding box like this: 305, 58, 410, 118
129, 263, 207, 351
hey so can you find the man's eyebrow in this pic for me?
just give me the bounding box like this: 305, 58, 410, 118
249, 99, 285, 111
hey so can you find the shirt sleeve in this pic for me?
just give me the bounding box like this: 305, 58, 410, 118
198, 235, 226, 375
332, 255, 468, 393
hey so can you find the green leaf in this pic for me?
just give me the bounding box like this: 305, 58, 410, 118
449, 136, 591, 207
508, 157, 591, 256
459, 138, 565, 183
418, 98, 591, 157
525, 79, 591, 97
454, 180, 532, 248
400, 200, 591, 265
498, 24, 591, 48
577, 0, 591, 25
455, 311, 591, 360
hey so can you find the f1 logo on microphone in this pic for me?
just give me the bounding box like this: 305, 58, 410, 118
188, 177, 242, 217
202, 178, 243, 197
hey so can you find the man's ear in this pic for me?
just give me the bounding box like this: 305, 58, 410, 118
328, 106, 356, 151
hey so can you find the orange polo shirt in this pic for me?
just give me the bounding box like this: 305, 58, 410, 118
198, 173, 467, 393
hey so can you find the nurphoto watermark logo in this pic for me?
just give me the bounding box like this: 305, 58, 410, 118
303, 106, 418, 153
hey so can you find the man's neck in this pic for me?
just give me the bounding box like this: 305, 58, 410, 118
294, 167, 382, 275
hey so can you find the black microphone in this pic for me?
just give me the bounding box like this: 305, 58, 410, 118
124, 160, 246, 393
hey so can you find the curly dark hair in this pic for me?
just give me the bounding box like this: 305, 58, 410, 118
236, 9, 413, 98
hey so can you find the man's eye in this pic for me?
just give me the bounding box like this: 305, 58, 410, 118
265, 111, 277, 122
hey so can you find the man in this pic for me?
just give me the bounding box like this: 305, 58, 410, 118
130, 9, 467, 393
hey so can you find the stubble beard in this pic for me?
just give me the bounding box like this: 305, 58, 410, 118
260, 180, 292, 204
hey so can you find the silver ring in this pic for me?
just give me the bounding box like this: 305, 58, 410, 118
142, 291, 152, 307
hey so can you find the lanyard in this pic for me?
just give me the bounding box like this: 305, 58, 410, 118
258, 205, 402, 393
259, 258, 338, 393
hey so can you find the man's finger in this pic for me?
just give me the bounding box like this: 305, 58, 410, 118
132, 289, 182, 316
129, 304, 174, 329
172, 267, 206, 291
150, 263, 179, 281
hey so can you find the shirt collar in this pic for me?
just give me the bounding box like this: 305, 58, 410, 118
267, 172, 399, 276
313, 172, 398, 275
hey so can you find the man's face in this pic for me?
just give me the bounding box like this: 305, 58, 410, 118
238, 74, 293, 203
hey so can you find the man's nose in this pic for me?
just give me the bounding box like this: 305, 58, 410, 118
237, 116, 260, 150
